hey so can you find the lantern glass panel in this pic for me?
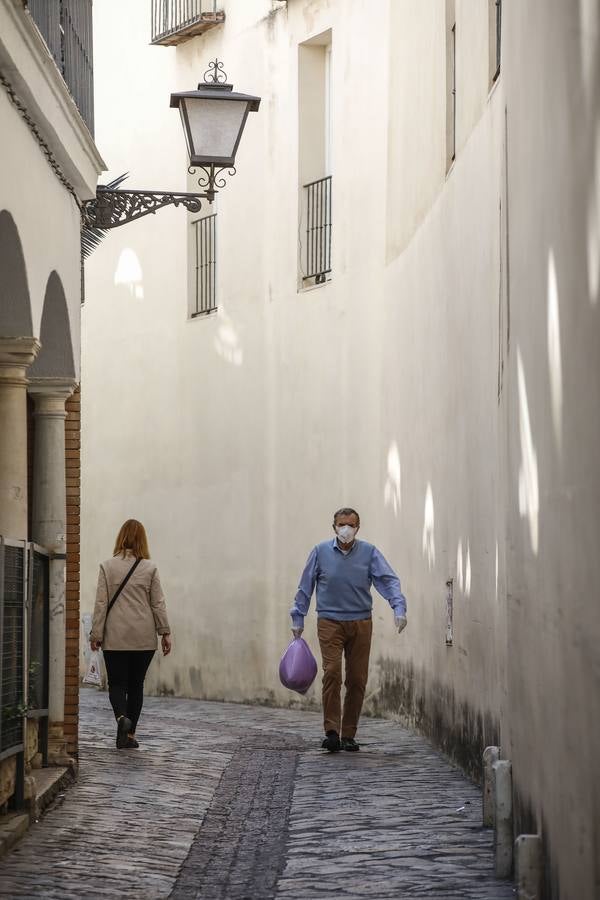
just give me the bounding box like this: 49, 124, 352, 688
183, 98, 248, 162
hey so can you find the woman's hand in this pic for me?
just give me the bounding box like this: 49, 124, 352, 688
90, 639, 102, 652
161, 634, 172, 656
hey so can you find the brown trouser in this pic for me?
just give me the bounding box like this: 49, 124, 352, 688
317, 617, 373, 739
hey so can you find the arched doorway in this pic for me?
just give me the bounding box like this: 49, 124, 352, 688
0, 210, 33, 336
0, 210, 37, 808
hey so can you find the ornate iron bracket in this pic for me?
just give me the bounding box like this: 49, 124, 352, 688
188, 164, 236, 201
81, 187, 207, 230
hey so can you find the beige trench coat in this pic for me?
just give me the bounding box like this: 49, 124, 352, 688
91, 552, 171, 651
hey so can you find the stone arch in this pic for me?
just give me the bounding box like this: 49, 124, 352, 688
0, 210, 33, 336
29, 272, 75, 378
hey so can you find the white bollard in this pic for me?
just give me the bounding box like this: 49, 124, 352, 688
515, 834, 543, 900
493, 759, 513, 878
482, 746, 499, 826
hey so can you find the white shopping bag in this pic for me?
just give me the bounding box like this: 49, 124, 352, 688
83, 649, 103, 686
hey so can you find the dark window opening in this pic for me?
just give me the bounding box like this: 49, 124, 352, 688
493, 0, 502, 82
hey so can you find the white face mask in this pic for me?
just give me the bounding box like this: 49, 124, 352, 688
336, 525, 357, 544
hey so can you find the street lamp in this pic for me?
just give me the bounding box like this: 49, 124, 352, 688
171, 59, 260, 170
81, 60, 260, 232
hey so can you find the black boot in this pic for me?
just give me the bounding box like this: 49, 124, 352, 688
321, 730, 341, 752
116, 715, 133, 749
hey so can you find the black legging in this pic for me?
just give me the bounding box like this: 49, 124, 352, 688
103, 650, 155, 732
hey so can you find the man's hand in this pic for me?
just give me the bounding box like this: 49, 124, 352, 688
90, 639, 102, 652
292, 628, 304, 639
394, 615, 407, 634
161, 634, 172, 656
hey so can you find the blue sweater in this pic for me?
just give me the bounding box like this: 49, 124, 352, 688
290, 538, 407, 626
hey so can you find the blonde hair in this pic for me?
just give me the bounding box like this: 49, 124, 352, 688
113, 519, 150, 559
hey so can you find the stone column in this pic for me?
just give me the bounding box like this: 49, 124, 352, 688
29, 377, 77, 765
0, 337, 40, 537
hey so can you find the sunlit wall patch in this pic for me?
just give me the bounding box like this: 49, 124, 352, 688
464, 540, 472, 597
383, 441, 402, 516
422, 483, 435, 569
517, 347, 539, 555
114, 247, 144, 299
547, 250, 563, 455
586, 120, 600, 307
579, 0, 599, 109
456, 539, 464, 592
214, 306, 243, 366
495, 540, 499, 600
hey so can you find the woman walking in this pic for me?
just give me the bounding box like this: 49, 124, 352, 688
90, 519, 171, 749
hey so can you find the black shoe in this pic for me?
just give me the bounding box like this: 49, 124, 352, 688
116, 716, 133, 749
341, 737, 360, 752
321, 730, 341, 752
125, 736, 139, 749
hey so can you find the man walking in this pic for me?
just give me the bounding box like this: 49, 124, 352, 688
290, 508, 407, 752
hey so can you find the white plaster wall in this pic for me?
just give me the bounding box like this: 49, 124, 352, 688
82, 0, 504, 712
0, 0, 105, 365
82, 2, 600, 892
500, 0, 600, 894
0, 88, 83, 373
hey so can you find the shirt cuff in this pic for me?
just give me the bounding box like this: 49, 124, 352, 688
291, 612, 305, 629
157, 627, 171, 635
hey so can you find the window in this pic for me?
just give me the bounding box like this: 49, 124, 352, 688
490, 0, 502, 84
324, 44, 333, 175
451, 23, 456, 161
303, 175, 332, 285
298, 32, 333, 287
446, 1, 456, 171
191, 214, 217, 317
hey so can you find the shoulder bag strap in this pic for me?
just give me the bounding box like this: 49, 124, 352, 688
105, 557, 142, 620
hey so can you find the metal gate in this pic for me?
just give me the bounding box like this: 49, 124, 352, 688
0, 538, 50, 808
28, 545, 50, 767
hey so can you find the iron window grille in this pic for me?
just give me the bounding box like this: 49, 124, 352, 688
27, 546, 50, 768
151, 0, 223, 45
493, 0, 502, 82
0, 538, 26, 809
192, 213, 217, 317
451, 23, 456, 162
26, 0, 94, 134
0, 541, 25, 759
303, 175, 332, 286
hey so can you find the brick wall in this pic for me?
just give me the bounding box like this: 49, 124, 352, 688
64, 386, 81, 757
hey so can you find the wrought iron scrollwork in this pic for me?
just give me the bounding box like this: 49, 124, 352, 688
203, 59, 228, 85
81, 188, 204, 229
188, 165, 236, 202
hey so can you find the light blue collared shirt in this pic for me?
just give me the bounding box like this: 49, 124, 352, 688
290, 538, 407, 628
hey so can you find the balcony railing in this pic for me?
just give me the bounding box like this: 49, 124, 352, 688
27, 0, 94, 135
151, 0, 224, 46
303, 175, 332, 285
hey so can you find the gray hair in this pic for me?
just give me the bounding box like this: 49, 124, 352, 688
333, 507, 360, 525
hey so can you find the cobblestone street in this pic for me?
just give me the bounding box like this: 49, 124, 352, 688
0, 689, 515, 899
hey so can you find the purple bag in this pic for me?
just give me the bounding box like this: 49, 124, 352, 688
279, 637, 318, 695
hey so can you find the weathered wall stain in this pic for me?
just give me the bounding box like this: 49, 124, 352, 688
367, 656, 500, 784
188, 666, 203, 695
